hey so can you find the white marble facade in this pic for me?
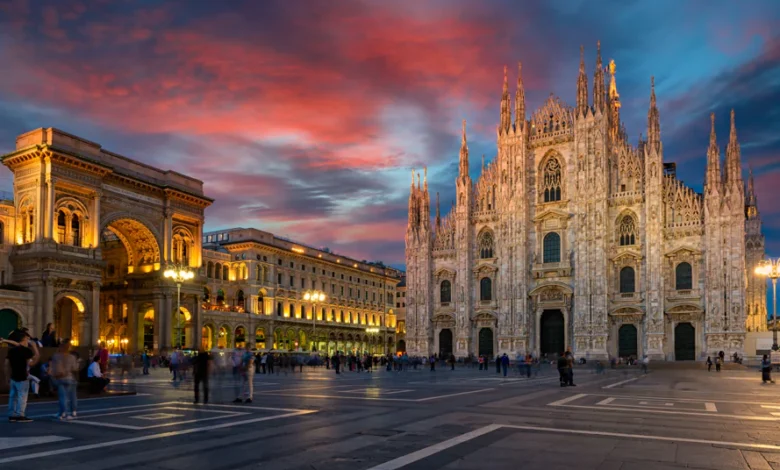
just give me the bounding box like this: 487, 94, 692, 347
405, 45, 766, 361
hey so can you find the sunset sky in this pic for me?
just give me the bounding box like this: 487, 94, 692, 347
0, 0, 779, 269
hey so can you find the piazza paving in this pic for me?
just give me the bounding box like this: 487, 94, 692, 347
1, 364, 779, 469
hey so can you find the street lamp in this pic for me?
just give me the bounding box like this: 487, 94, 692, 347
756, 258, 780, 350
164, 265, 195, 349
303, 290, 326, 352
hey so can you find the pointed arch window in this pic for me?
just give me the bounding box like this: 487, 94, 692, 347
478, 231, 494, 259
619, 267, 635, 293
543, 232, 561, 263
675, 262, 693, 290
480, 277, 492, 301
618, 215, 636, 246
440, 280, 451, 304
542, 158, 562, 202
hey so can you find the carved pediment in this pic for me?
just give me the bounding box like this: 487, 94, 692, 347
434, 268, 456, 282
473, 262, 498, 275
665, 246, 701, 259
610, 306, 644, 315
533, 208, 570, 223
528, 281, 573, 296
666, 303, 702, 315
471, 311, 496, 321
612, 249, 642, 264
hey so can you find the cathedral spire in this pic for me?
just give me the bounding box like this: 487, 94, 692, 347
725, 109, 742, 185
514, 62, 525, 129
705, 113, 721, 194
482, 154, 485, 174
647, 76, 661, 153
499, 65, 511, 132
576, 45, 589, 116
423, 166, 428, 193
593, 40, 606, 112
459, 119, 469, 179
408, 169, 417, 227
435, 192, 441, 228
746, 166, 758, 207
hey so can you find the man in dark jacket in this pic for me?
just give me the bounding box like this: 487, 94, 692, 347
557, 353, 568, 387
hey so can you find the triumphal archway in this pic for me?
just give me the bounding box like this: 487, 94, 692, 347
3, 128, 211, 352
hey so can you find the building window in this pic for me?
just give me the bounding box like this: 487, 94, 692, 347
278, 259, 282, 265
217, 289, 225, 304
290, 303, 295, 318
277, 302, 282, 316
676, 262, 693, 290
289, 275, 294, 287
619, 267, 635, 293
236, 290, 245, 306
301, 264, 305, 271
618, 215, 636, 246
290, 261, 294, 268
542, 157, 562, 202
277, 273, 282, 284
396, 302, 400, 308
301, 278, 305, 289
440, 280, 451, 303
480, 277, 492, 301
207, 262, 214, 278
478, 231, 494, 259
223, 267, 228, 281
57, 210, 66, 243
543, 232, 561, 263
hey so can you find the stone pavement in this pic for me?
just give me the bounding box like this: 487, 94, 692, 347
1, 363, 779, 469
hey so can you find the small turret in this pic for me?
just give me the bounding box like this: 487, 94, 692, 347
725, 109, 742, 187
514, 62, 525, 130
499, 66, 511, 133
459, 120, 469, 180
576, 45, 589, 116
705, 113, 721, 195
593, 41, 606, 113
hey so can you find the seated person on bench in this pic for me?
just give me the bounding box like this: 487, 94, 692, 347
87, 355, 111, 393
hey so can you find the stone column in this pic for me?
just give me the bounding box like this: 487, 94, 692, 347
127, 299, 138, 353
35, 177, 44, 241
154, 295, 164, 352
42, 279, 54, 334
193, 295, 202, 350
163, 204, 172, 264
45, 176, 55, 239
162, 293, 173, 350
90, 282, 101, 347
91, 191, 101, 248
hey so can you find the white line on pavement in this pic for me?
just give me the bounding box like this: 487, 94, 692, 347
365, 424, 504, 470
415, 388, 494, 402
0, 409, 317, 464
22, 393, 151, 406
596, 397, 615, 405
547, 393, 587, 407
0, 436, 71, 451
557, 403, 779, 421
705, 402, 717, 412
603, 377, 643, 389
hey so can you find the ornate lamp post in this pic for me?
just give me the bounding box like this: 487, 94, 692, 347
755, 258, 780, 351
303, 290, 326, 352
164, 266, 195, 349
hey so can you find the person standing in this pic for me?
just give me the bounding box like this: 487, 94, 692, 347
429, 355, 436, 372
142, 351, 150, 375
715, 355, 722, 372
235, 345, 254, 403
495, 355, 501, 374
40, 323, 57, 348
641, 355, 649, 374
706, 356, 713, 372
4, 331, 40, 422
98, 343, 109, 375
449, 353, 456, 371
193, 348, 212, 404
761, 355, 775, 384
267, 352, 274, 374
524, 353, 533, 378
557, 353, 568, 387
332, 352, 341, 374
501, 353, 509, 377
565, 349, 576, 386
51, 339, 79, 420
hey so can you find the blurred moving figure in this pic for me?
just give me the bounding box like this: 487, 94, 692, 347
193, 348, 212, 404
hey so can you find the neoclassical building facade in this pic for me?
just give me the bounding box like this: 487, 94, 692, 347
405, 44, 766, 361
0, 128, 400, 354
198, 227, 400, 355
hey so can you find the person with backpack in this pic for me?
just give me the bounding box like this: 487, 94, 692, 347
3, 331, 40, 422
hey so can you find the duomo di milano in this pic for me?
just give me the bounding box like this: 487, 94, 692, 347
405, 43, 768, 361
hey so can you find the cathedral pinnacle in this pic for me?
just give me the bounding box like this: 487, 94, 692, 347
647, 76, 660, 153
593, 40, 606, 113
705, 113, 721, 194
423, 166, 428, 192
435, 191, 441, 228
576, 45, 589, 116
459, 120, 469, 179
725, 109, 742, 185
499, 65, 511, 132
514, 62, 525, 129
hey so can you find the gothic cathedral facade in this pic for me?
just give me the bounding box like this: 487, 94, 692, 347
405, 44, 766, 361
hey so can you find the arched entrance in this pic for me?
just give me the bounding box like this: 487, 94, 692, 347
218, 326, 229, 348
478, 328, 494, 358
0, 308, 20, 337
234, 326, 247, 349
202, 325, 213, 350
439, 329, 453, 358
141, 305, 155, 351
540, 310, 565, 357
172, 307, 191, 348
396, 339, 406, 353
618, 324, 638, 358
674, 322, 695, 361
255, 327, 265, 349
55, 296, 83, 344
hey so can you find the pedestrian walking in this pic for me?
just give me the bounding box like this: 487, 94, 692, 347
430, 354, 436, 372
640, 355, 649, 374
524, 353, 533, 378
761, 354, 775, 384
565, 349, 576, 386
193, 348, 212, 404
706, 356, 713, 372
495, 355, 501, 374
449, 353, 456, 371
142, 350, 150, 375
501, 353, 509, 377
234, 345, 254, 403
51, 339, 79, 420
3, 331, 40, 422
715, 355, 722, 372
333, 352, 341, 374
